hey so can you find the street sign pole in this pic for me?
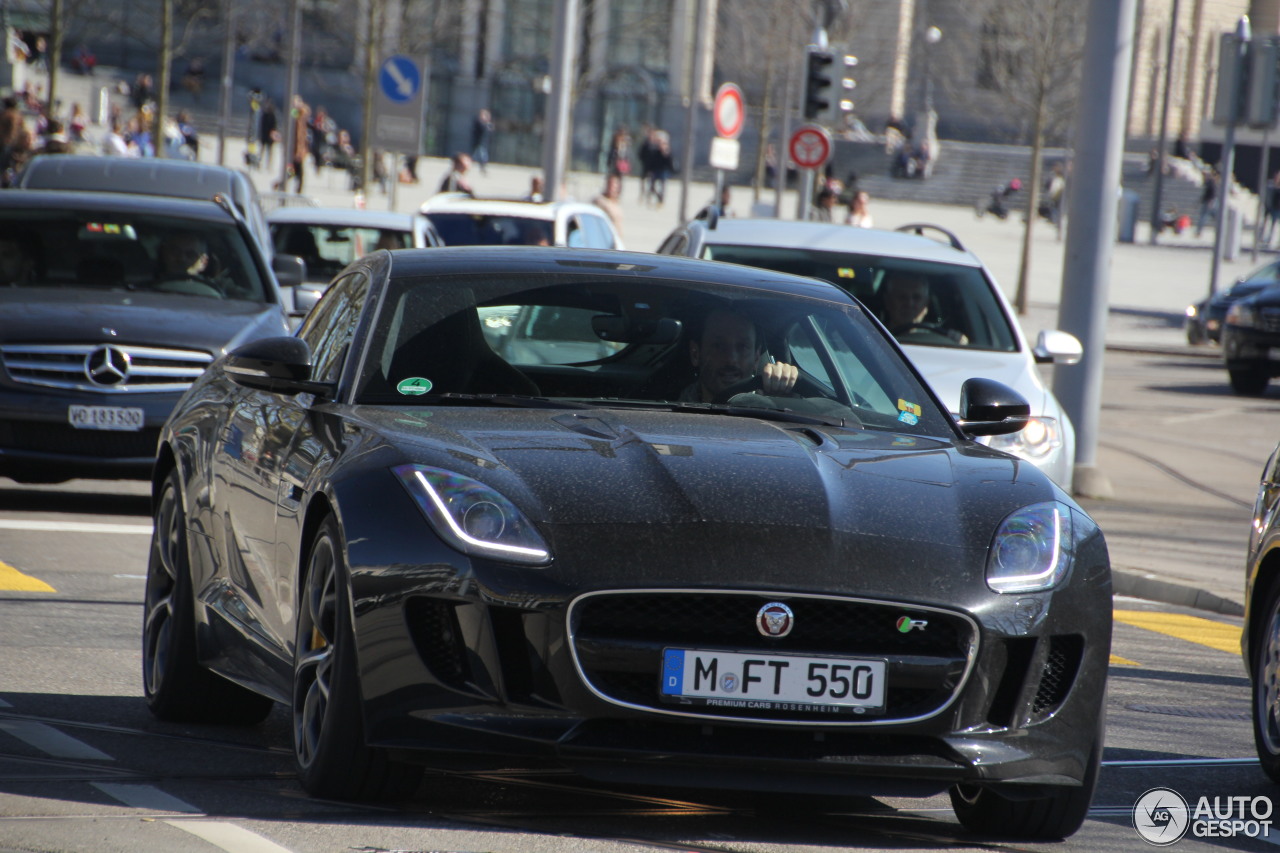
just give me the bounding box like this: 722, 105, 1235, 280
1210, 19, 1251, 298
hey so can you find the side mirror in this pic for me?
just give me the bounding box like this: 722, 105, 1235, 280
1032, 329, 1083, 365
292, 286, 324, 318
225, 336, 333, 397
957, 377, 1030, 436
273, 253, 306, 289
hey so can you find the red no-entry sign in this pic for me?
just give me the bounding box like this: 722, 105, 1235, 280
713, 83, 745, 140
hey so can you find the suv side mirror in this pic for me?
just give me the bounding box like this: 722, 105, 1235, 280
273, 253, 306, 289
1032, 329, 1083, 365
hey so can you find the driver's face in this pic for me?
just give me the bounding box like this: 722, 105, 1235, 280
160, 235, 208, 276
885, 277, 930, 327
692, 310, 758, 400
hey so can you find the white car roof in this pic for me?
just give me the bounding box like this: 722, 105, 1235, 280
696, 219, 983, 268
266, 207, 421, 230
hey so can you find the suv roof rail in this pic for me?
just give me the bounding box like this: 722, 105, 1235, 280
894, 223, 966, 253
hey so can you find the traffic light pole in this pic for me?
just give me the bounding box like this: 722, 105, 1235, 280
1210, 18, 1250, 298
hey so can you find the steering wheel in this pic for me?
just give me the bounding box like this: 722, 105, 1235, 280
711, 374, 763, 404
154, 276, 224, 299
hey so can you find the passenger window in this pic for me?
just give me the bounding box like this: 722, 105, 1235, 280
300, 272, 369, 382
566, 218, 586, 248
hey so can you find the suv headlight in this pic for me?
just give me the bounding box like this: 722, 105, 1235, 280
1227, 302, 1257, 328
987, 501, 1073, 593
393, 464, 551, 565
981, 416, 1063, 460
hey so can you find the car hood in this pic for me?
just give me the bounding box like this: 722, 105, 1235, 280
0, 289, 288, 352
353, 407, 1054, 575
898, 344, 1052, 417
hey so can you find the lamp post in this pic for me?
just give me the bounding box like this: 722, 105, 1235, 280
924, 25, 941, 115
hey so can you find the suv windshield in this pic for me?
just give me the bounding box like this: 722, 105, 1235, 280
355, 272, 953, 437
426, 212, 552, 246
702, 244, 1018, 352
0, 209, 270, 301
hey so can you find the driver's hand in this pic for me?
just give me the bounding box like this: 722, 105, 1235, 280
761, 360, 798, 395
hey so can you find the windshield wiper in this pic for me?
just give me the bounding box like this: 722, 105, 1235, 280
595, 398, 849, 428
426, 393, 595, 410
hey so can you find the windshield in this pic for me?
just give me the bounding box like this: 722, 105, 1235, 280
702, 244, 1018, 352
272, 222, 410, 281
0, 209, 270, 301
355, 271, 954, 437
425, 212, 552, 247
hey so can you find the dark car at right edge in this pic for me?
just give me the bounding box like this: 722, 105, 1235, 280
1221, 285, 1280, 395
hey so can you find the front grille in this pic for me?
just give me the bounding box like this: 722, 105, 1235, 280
0, 421, 160, 459
570, 590, 976, 724
1261, 309, 1280, 335
0, 343, 212, 393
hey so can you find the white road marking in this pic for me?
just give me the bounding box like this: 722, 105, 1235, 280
94, 783, 297, 853
0, 720, 113, 760
0, 519, 152, 534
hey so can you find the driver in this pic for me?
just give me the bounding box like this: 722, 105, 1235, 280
0, 236, 34, 286
678, 307, 798, 403
881, 272, 967, 344
157, 231, 211, 280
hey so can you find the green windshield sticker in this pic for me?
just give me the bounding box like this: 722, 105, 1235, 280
396, 377, 433, 396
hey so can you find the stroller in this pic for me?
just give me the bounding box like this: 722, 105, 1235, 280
976, 179, 1022, 220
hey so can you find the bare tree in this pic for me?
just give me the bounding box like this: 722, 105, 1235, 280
948, 0, 1086, 314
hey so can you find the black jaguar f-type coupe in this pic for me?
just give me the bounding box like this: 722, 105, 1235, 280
143, 246, 1110, 839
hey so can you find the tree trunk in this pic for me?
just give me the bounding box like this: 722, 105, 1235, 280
47, 0, 63, 118
155, 0, 173, 159
360, 0, 379, 196
1015, 92, 1048, 316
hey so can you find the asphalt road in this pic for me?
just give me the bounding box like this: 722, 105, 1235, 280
0, 349, 1275, 852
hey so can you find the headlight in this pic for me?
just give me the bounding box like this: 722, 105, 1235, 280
393, 464, 551, 565
987, 501, 1073, 593
980, 416, 1062, 460
1227, 302, 1257, 327
1185, 304, 1198, 318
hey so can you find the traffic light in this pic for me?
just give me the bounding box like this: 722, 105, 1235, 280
804, 48, 835, 119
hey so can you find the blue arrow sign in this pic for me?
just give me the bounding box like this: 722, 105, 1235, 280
379, 55, 420, 104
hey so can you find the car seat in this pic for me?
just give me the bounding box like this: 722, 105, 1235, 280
388, 306, 540, 397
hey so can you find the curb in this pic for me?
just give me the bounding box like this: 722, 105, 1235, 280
1112, 567, 1244, 617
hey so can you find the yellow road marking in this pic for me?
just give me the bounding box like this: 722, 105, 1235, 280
0, 560, 56, 592
1113, 609, 1240, 655
1110, 653, 1140, 666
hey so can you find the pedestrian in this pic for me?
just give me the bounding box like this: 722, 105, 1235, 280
0, 96, 24, 173
68, 103, 87, 143
175, 111, 199, 160
523, 175, 545, 203
845, 190, 873, 227
1266, 172, 1280, 246
605, 125, 631, 180
1196, 167, 1218, 237
636, 124, 656, 202
39, 119, 72, 154
309, 105, 334, 173
812, 186, 838, 222
592, 173, 624, 237
646, 130, 674, 207
101, 117, 135, 157
471, 108, 494, 175
258, 98, 278, 171
1042, 163, 1066, 227
287, 95, 310, 192
438, 152, 475, 196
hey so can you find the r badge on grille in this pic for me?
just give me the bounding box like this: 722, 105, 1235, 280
756, 601, 794, 638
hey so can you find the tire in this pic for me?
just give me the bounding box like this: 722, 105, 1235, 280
292, 516, 423, 801
143, 468, 275, 724
1252, 581, 1280, 783
1185, 322, 1206, 346
1229, 367, 1271, 396
949, 736, 1100, 840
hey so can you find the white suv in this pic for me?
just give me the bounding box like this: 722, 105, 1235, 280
658, 217, 1082, 491
421, 195, 623, 249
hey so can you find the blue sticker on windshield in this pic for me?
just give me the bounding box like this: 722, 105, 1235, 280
897, 411, 919, 426
396, 377, 433, 396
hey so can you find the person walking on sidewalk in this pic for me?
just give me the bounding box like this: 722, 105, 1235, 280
438, 152, 475, 197
470, 109, 494, 175
1196, 167, 1218, 237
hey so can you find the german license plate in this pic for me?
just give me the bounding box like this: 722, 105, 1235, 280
660, 648, 886, 714
68, 405, 145, 431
